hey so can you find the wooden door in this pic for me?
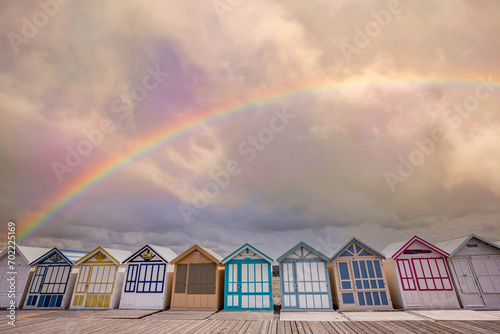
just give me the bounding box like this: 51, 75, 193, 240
452, 258, 484, 307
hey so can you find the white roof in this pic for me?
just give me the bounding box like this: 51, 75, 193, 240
148, 245, 178, 262
200, 246, 223, 262
380, 239, 409, 259
103, 247, 132, 263
435, 235, 470, 255
17, 246, 52, 263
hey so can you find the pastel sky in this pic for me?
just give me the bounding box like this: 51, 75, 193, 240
1, 0, 499, 258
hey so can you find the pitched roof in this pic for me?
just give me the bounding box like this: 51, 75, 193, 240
30, 247, 87, 266
436, 234, 500, 257
330, 236, 386, 261
222, 243, 273, 264
74, 246, 131, 266
0, 246, 51, 264
381, 235, 449, 259
170, 244, 223, 264
276, 241, 330, 263
123, 244, 178, 264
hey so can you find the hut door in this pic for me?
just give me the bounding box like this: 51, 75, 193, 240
451, 258, 484, 307
295, 261, 330, 309
240, 262, 271, 309
226, 263, 239, 308
281, 262, 297, 308
471, 256, 500, 295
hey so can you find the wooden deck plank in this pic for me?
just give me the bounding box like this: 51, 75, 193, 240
382, 321, 416, 334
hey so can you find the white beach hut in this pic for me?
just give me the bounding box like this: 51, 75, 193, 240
437, 234, 500, 308
381, 235, 460, 309
0, 246, 50, 308
119, 245, 177, 309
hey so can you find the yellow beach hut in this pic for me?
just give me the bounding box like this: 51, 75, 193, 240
69, 247, 131, 309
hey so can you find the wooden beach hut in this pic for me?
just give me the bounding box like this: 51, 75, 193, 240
0, 246, 50, 308
222, 243, 273, 311
277, 242, 333, 310
69, 247, 131, 309
119, 245, 177, 309
169, 244, 225, 310
329, 237, 393, 310
381, 235, 460, 309
436, 234, 500, 309
23, 248, 86, 309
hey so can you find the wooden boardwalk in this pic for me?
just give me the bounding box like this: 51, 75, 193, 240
2, 317, 500, 333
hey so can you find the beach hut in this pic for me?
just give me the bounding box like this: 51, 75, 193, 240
276, 242, 333, 310
329, 237, 393, 310
381, 235, 460, 309
436, 234, 500, 308
222, 244, 273, 310
23, 248, 86, 309
0, 246, 50, 308
69, 247, 131, 309
170, 244, 225, 310
119, 245, 177, 309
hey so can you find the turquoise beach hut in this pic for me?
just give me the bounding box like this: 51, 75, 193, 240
222, 244, 273, 310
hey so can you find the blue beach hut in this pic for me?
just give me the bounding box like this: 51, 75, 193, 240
23, 248, 87, 309
277, 242, 333, 310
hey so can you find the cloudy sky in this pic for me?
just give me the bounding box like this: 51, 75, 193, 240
1, 0, 499, 259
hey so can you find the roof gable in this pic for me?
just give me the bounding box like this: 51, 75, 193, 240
30, 248, 87, 266
330, 237, 385, 261
382, 236, 449, 259
170, 244, 223, 264
123, 244, 177, 264
0, 246, 51, 264
222, 243, 273, 264
74, 246, 131, 266
436, 234, 500, 257
276, 241, 329, 263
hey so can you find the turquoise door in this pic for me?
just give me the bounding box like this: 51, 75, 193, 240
225, 260, 272, 310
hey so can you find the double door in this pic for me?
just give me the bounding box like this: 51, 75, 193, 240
226, 261, 272, 310
337, 259, 389, 307
452, 256, 500, 307
281, 260, 332, 309
73, 264, 117, 308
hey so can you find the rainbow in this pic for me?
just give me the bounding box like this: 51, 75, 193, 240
17, 77, 500, 241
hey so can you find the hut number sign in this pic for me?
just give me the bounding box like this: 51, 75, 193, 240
194, 252, 200, 258
403, 249, 431, 254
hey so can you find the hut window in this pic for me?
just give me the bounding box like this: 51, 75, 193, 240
174, 264, 188, 293
397, 259, 416, 290
124, 264, 139, 292
187, 263, 216, 294
137, 264, 165, 293
412, 258, 453, 291
30, 266, 47, 293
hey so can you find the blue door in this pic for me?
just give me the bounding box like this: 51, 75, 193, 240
25, 265, 71, 308
225, 261, 272, 310
338, 259, 389, 307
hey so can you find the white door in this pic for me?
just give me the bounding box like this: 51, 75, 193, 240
281, 262, 296, 308
471, 256, 500, 295
452, 258, 484, 307
295, 262, 330, 309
